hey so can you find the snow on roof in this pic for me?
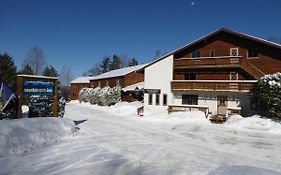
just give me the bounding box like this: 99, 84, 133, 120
122, 82, 144, 92
90, 64, 147, 81
71, 76, 91, 84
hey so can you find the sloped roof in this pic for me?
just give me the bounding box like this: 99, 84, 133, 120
71, 76, 91, 84
122, 81, 144, 92
90, 64, 147, 81
140, 28, 281, 71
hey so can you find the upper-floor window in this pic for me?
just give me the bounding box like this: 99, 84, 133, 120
230, 72, 238, 80
192, 50, 201, 58
184, 73, 196, 80
248, 49, 259, 58
209, 49, 216, 57
230, 48, 239, 57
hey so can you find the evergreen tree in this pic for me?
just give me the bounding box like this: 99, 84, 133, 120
110, 55, 121, 70
0, 53, 17, 88
100, 57, 111, 73
128, 58, 138, 66
43, 65, 58, 77
19, 64, 34, 75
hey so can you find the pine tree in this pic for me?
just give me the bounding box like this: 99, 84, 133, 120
19, 64, 34, 75
0, 53, 17, 88
43, 65, 58, 77
110, 55, 121, 70
100, 57, 111, 73
128, 58, 138, 66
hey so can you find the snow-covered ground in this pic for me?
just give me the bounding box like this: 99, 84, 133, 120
0, 101, 281, 175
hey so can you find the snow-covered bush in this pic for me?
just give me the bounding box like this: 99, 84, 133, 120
252, 72, 281, 119
78, 86, 121, 106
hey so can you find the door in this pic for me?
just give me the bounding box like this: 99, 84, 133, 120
217, 96, 228, 116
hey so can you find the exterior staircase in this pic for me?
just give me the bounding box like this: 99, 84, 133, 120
240, 59, 265, 79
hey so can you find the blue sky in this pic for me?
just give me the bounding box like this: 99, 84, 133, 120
1, 0, 281, 78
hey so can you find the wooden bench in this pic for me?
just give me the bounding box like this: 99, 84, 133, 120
168, 105, 209, 118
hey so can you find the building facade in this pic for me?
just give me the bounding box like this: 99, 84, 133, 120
143, 28, 281, 116
70, 77, 91, 100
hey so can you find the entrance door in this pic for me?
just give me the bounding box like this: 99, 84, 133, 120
217, 96, 228, 116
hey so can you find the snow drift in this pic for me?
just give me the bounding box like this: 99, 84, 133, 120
0, 118, 75, 157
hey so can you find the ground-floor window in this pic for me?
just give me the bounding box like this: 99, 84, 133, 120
163, 94, 167, 106
155, 94, 160, 105
148, 94, 153, 105
182, 94, 198, 105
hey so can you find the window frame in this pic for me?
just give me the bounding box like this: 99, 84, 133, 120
148, 94, 153, 105
182, 94, 198, 105
247, 49, 259, 59
155, 94, 160, 106
191, 50, 201, 58
209, 49, 216, 57
163, 94, 167, 106
230, 48, 239, 57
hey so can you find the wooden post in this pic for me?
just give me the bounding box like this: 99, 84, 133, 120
52, 79, 58, 117
17, 76, 23, 119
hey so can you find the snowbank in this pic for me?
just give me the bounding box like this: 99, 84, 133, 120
208, 165, 281, 175
226, 115, 281, 134
0, 118, 75, 157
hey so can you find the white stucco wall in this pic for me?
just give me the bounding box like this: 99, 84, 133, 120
173, 92, 251, 115
144, 55, 173, 112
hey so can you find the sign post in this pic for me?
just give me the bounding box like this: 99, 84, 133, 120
17, 75, 58, 118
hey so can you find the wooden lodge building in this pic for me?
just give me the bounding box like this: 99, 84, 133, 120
141, 28, 281, 117
70, 64, 146, 102
89, 64, 146, 102
70, 76, 91, 100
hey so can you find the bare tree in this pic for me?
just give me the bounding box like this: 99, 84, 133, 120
59, 65, 73, 87
23, 47, 46, 75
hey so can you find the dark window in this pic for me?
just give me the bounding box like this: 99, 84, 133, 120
192, 50, 200, 58
218, 96, 227, 106
184, 73, 196, 80
148, 94, 153, 105
248, 49, 259, 58
210, 49, 215, 57
182, 95, 198, 105
155, 94, 160, 105
163, 94, 167, 106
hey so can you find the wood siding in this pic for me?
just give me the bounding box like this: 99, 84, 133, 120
171, 31, 281, 92
70, 83, 90, 100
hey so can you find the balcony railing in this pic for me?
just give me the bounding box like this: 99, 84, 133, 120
171, 80, 257, 92
174, 56, 242, 68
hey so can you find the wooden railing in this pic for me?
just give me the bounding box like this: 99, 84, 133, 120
240, 60, 265, 79
174, 56, 241, 68
171, 80, 257, 92
168, 105, 209, 117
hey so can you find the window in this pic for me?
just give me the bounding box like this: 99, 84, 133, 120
192, 50, 200, 58
163, 94, 167, 106
148, 94, 153, 105
182, 95, 198, 105
230, 72, 238, 80
184, 73, 196, 80
155, 94, 160, 105
248, 49, 259, 58
209, 49, 216, 57
116, 79, 120, 86
230, 48, 239, 56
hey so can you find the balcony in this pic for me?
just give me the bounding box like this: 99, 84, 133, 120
174, 56, 242, 69
171, 80, 257, 92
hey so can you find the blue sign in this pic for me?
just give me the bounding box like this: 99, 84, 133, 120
23, 81, 54, 97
